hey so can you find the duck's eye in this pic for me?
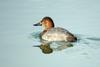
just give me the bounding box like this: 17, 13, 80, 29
40, 20, 44, 23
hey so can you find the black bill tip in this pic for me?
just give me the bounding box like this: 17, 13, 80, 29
33, 45, 40, 47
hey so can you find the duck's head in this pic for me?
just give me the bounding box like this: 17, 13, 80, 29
33, 16, 55, 30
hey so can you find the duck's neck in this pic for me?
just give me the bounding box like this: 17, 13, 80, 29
41, 27, 52, 35
44, 25, 54, 31
42, 30, 48, 34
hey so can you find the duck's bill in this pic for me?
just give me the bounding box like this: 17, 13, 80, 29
33, 45, 40, 47
33, 22, 42, 26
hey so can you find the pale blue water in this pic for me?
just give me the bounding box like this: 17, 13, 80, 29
0, 0, 100, 67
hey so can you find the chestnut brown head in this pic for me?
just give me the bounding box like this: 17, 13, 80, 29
33, 16, 55, 30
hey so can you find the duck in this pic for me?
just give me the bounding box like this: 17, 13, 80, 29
33, 16, 77, 42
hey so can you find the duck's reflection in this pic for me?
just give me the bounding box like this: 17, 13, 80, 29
34, 44, 53, 54
33, 39, 74, 54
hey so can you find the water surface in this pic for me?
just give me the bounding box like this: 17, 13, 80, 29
0, 0, 100, 67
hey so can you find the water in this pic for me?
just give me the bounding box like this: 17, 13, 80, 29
0, 0, 100, 67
